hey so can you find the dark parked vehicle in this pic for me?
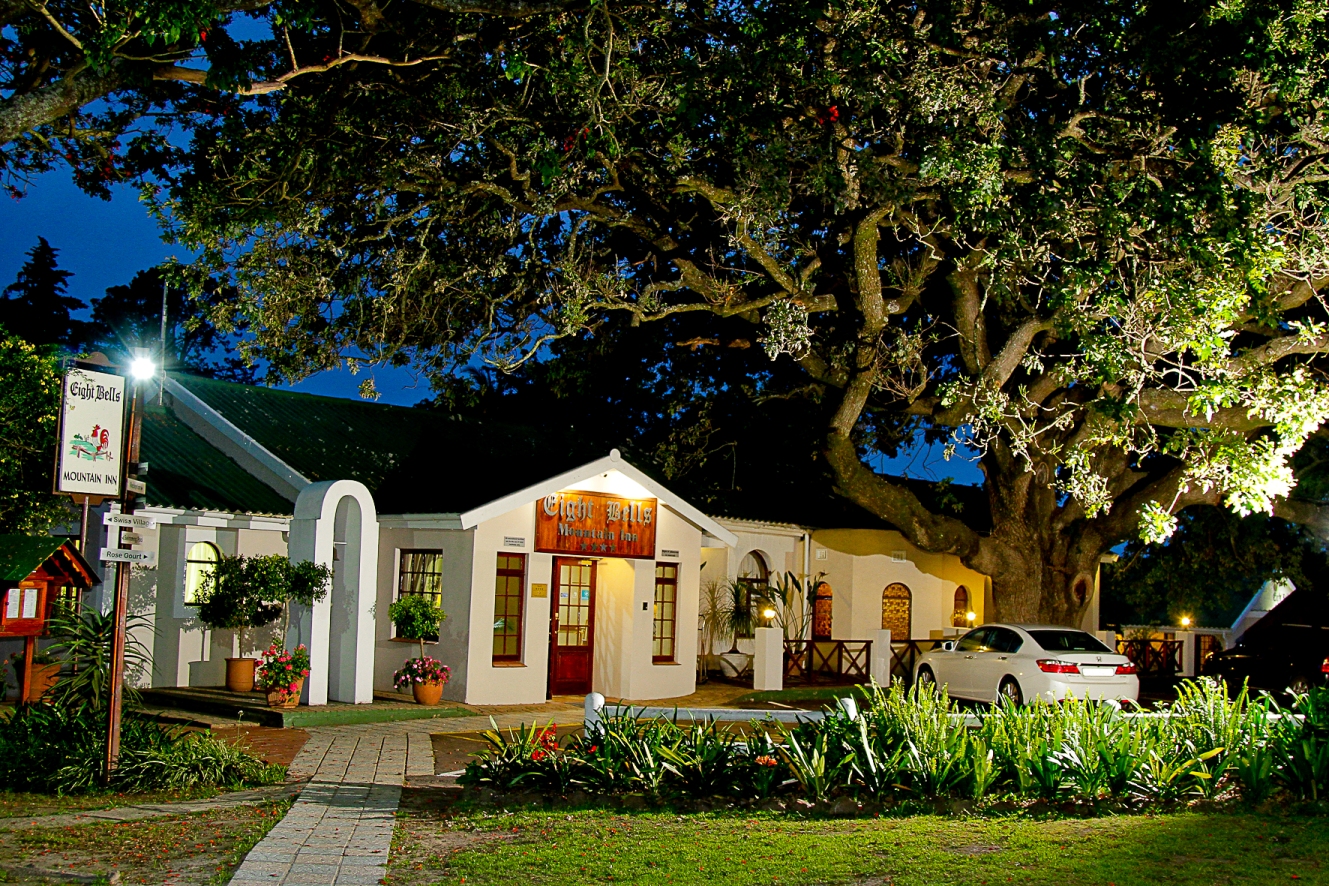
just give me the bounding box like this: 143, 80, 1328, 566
1202, 586, 1329, 696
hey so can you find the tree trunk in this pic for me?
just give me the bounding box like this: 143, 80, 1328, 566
978, 504, 1104, 627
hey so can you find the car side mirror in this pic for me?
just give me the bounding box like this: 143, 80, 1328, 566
941, 641, 955, 652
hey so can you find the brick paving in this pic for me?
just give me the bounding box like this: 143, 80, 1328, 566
228, 701, 584, 885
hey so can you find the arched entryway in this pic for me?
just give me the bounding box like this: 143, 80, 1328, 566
735, 550, 770, 639
288, 480, 379, 705
882, 582, 912, 639
812, 582, 833, 640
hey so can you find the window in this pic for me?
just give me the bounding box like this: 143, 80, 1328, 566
183, 541, 219, 605
956, 628, 989, 652
1028, 629, 1111, 654
653, 563, 678, 662
987, 627, 1023, 654
881, 582, 912, 639
493, 553, 526, 661
735, 551, 769, 639
951, 586, 971, 627
398, 550, 444, 606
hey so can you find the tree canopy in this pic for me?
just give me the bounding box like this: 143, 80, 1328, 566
0, 329, 69, 533
160, 0, 1329, 624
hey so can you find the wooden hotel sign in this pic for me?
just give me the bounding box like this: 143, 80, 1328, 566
536, 491, 657, 559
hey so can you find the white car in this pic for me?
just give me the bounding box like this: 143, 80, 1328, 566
913, 623, 1139, 705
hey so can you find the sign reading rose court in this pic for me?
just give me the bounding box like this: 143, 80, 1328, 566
55, 368, 127, 499
536, 491, 658, 558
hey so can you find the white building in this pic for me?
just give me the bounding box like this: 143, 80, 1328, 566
6, 374, 1062, 705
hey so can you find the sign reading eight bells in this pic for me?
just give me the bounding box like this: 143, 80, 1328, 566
55, 369, 127, 498
535, 491, 658, 559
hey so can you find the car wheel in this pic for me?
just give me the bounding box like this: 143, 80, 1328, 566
916, 666, 936, 692
998, 677, 1023, 707
1288, 674, 1312, 696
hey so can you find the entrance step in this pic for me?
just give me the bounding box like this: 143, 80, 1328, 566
138, 686, 469, 728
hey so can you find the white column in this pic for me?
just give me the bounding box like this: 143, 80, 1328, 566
871, 629, 893, 687
1178, 630, 1197, 677
1096, 630, 1118, 653
752, 627, 784, 692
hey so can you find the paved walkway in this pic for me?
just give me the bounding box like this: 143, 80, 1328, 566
228, 703, 584, 885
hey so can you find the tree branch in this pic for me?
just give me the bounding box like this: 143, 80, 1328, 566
1274, 497, 1329, 537
0, 61, 126, 146
981, 317, 1052, 390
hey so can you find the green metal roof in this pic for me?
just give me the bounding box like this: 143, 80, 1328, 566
0, 535, 78, 583
139, 405, 295, 515
170, 374, 590, 515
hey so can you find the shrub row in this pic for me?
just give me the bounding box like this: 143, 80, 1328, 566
0, 703, 285, 795
461, 679, 1329, 808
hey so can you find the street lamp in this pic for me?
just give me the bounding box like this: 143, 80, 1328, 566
129, 350, 156, 381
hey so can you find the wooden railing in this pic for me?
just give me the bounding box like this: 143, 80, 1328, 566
889, 639, 944, 685
783, 640, 872, 684
1116, 638, 1184, 677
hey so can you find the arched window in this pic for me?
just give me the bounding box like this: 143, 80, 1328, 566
951, 585, 971, 627
184, 541, 220, 605
881, 583, 912, 639
812, 582, 833, 640
736, 551, 770, 639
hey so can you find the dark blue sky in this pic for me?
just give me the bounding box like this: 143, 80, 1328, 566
0, 169, 426, 406
0, 167, 982, 484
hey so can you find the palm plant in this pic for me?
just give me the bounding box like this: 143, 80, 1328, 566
45, 608, 152, 713
696, 578, 731, 681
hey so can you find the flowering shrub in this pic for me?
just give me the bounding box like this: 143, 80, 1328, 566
255, 643, 311, 697
393, 655, 451, 690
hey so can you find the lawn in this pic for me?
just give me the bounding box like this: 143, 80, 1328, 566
0, 797, 292, 884
387, 800, 1329, 886
0, 785, 228, 819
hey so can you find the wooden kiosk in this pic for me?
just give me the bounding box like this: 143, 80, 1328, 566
0, 536, 95, 702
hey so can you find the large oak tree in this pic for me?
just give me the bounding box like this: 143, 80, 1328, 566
163, 0, 1329, 624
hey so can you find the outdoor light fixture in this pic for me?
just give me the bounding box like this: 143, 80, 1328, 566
1180, 616, 1192, 628
129, 348, 156, 381
965, 611, 977, 623
762, 607, 776, 623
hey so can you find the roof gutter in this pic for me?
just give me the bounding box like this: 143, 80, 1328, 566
162, 376, 311, 503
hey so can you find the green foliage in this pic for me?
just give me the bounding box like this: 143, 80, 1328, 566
387, 594, 446, 641
0, 702, 282, 795
462, 679, 1329, 810
45, 607, 153, 713
0, 328, 70, 534
195, 554, 330, 653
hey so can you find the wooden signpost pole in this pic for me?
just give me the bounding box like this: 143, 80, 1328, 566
103, 381, 142, 783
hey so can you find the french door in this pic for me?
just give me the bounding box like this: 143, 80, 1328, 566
548, 558, 597, 696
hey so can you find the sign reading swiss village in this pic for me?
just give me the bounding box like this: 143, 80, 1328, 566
55, 369, 126, 498
536, 491, 657, 559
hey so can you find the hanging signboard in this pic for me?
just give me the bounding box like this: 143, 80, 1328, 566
55, 369, 126, 499
535, 490, 658, 559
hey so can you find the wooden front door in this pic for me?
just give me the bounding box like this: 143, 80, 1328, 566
549, 558, 597, 696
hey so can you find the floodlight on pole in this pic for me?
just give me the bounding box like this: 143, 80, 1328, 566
129, 352, 156, 381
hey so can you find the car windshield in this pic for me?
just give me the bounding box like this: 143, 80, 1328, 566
1028, 629, 1111, 653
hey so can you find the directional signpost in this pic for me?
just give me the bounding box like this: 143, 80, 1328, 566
55, 352, 155, 785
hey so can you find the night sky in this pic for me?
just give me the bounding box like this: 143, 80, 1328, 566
0, 166, 980, 484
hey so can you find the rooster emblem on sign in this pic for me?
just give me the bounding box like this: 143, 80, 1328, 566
69, 424, 112, 461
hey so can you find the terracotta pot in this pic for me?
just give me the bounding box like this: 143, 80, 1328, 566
25, 662, 60, 702
412, 680, 445, 706
266, 677, 304, 709
225, 657, 258, 693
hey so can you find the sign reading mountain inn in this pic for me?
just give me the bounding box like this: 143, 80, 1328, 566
55, 369, 126, 499
535, 491, 658, 559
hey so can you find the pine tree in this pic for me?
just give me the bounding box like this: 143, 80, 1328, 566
0, 237, 86, 349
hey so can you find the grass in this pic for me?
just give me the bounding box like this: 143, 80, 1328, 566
0, 785, 229, 819
731, 686, 867, 706
0, 797, 292, 884
388, 803, 1329, 886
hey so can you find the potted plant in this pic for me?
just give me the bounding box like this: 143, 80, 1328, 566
393, 656, 451, 705
196, 556, 283, 692
388, 595, 449, 704
195, 554, 330, 693
256, 642, 311, 708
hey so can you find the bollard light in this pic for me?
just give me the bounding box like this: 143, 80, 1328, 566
965, 611, 977, 624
